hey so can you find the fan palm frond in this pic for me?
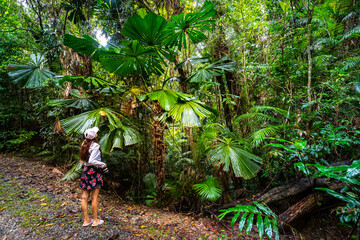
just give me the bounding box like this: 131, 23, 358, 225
169, 99, 219, 127
208, 138, 262, 179
62, 162, 83, 181
47, 98, 97, 110
188, 57, 235, 83
193, 177, 222, 201
8, 53, 56, 88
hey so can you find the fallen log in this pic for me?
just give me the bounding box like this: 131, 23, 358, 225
219, 177, 316, 211
278, 180, 345, 227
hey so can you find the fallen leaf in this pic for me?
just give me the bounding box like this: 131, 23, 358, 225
0, 207, 6, 211
41, 203, 47, 206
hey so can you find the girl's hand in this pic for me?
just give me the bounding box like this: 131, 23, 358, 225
103, 163, 107, 168
79, 159, 85, 163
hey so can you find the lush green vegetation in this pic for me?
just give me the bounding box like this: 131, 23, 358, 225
1, 0, 360, 238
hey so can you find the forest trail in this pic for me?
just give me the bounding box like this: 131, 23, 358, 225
0, 154, 243, 240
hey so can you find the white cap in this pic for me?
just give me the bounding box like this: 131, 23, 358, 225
84, 127, 99, 139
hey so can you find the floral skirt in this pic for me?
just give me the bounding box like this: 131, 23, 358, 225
79, 165, 103, 190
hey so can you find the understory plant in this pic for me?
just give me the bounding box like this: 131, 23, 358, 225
218, 201, 280, 239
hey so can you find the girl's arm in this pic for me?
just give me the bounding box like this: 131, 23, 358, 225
88, 144, 106, 168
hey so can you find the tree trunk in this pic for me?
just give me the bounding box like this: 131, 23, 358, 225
152, 102, 166, 195
306, 4, 315, 108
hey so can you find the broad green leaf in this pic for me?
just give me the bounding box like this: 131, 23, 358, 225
264, 143, 298, 155
231, 212, 241, 229
316, 187, 360, 206
264, 216, 272, 239
254, 201, 277, 218
256, 214, 264, 238
294, 140, 307, 150
294, 162, 311, 176
47, 98, 97, 110
246, 213, 254, 234
137, 8, 147, 18
169, 99, 219, 127
189, 58, 235, 83
146, 89, 192, 111
99, 40, 163, 76
62, 162, 83, 181
64, 34, 101, 61
122, 12, 169, 47
238, 212, 248, 233
272, 219, 279, 240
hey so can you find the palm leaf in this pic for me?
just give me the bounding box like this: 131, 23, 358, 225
165, 1, 215, 50
62, 162, 83, 181
188, 58, 235, 83
168, 99, 219, 127
99, 40, 164, 76
64, 34, 101, 61
47, 98, 97, 110
122, 12, 170, 47
208, 138, 262, 179
193, 177, 222, 201
146, 89, 193, 111
8, 53, 56, 88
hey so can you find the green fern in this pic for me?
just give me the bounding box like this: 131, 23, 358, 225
193, 177, 222, 201
341, 56, 360, 72
218, 201, 279, 239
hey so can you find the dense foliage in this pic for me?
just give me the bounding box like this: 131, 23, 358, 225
1, 0, 360, 237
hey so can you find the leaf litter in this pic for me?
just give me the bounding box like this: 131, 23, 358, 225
0, 154, 244, 239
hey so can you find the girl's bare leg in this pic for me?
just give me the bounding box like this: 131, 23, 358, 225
81, 190, 91, 224
91, 188, 100, 224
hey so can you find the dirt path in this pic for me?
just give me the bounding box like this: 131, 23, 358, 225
0, 155, 243, 240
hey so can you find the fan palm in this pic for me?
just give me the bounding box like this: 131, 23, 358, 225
188, 57, 236, 83
193, 177, 222, 201
144, 89, 219, 127
165, 1, 215, 50
60, 107, 141, 153
8, 53, 56, 88
208, 137, 262, 180
63, 34, 102, 61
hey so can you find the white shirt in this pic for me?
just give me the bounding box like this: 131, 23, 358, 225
84, 142, 106, 168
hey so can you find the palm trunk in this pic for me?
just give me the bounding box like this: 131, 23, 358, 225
152, 102, 166, 195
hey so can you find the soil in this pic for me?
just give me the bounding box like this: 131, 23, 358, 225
0, 154, 244, 240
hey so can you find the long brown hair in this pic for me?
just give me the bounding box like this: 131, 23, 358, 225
80, 138, 101, 162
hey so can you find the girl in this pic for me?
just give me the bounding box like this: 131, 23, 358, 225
79, 126, 107, 227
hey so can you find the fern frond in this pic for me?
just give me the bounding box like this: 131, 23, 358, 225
341, 25, 360, 42
248, 106, 293, 119
341, 56, 360, 72
250, 125, 289, 147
